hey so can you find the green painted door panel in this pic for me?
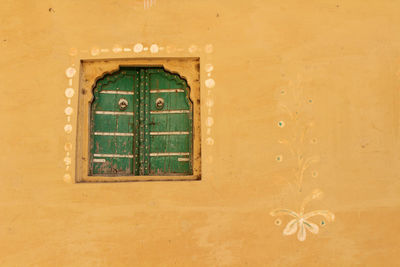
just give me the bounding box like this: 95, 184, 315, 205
90, 70, 137, 176
150, 156, 191, 175
92, 114, 134, 133
149, 135, 190, 153
90, 67, 193, 177
94, 94, 134, 111
147, 69, 192, 175
149, 92, 190, 111
149, 114, 191, 132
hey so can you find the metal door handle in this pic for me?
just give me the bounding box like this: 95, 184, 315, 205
118, 98, 128, 110
156, 97, 164, 109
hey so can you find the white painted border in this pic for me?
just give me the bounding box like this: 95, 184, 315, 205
65, 42, 215, 182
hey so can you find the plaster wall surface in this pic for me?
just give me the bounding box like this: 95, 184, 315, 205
0, 0, 400, 266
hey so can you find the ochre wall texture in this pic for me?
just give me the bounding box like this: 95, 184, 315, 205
1, 0, 400, 266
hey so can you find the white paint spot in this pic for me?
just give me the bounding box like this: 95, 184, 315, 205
207, 73, 211, 77
206, 98, 214, 107
91, 47, 100, 56
112, 45, 122, 53
134, 43, 143, 53
205, 63, 214, 72
143, 47, 149, 51
278, 121, 285, 128
159, 46, 165, 51
123, 48, 131, 52
64, 124, 72, 134
206, 117, 214, 127
188, 45, 197, 53
206, 137, 214, 145
68, 79, 72, 86
67, 116, 71, 122
100, 48, 109, 53
64, 143, 72, 151
278, 138, 288, 144
93, 158, 106, 163
206, 128, 211, 135
64, 156, 71, 166
205, 44, 213, 53
205, 78, 215, 88
65, 67, 76, 78
150, 44, 159, 53
64, 107, 73, 115
63, 173, 72, 183
65, 88, 74, 98
67, 99, 71, 105
143, 0, 156, 9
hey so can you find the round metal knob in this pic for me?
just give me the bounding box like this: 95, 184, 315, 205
118, 98, 128, 110
156, 97, 164, 110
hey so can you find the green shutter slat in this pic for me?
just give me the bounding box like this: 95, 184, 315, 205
94, 94, 134, 111
149, 113, 191, 132
149, 92, 189, 111
150, 135, 190, 153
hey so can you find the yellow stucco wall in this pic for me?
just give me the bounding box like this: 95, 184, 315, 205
1, 0, 400, 266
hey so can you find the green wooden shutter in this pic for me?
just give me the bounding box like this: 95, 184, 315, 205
147, 68, 193, 175
90, 67, 193, 176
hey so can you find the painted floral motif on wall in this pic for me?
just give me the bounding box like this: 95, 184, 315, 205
272, 75, 335, 241
271, 189, 335, 241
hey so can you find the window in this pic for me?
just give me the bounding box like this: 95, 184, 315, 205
76, 58, 200, 182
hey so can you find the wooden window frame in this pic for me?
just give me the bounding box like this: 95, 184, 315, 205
75, 58, 201, 182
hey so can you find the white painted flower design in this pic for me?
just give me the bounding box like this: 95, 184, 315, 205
271, 209, 334, 241
270, 189, 335, 241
